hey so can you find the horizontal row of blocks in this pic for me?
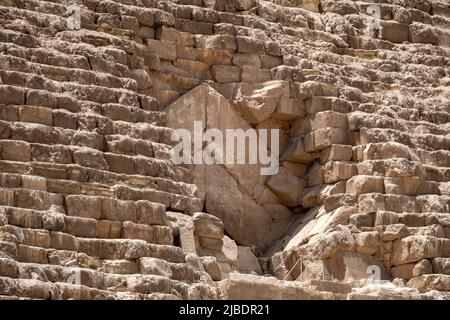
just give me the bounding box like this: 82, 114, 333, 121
0, 256, 200, 286
0, 191, 167, 224
1, 237, 185, 262
0, 139, 176, 176
0, 101, 166, 128
0, 165, 201, 213
0, 115, 173, 151
324, 192, 450, 214
1, 220, 173, 248
0, 162, 195, 199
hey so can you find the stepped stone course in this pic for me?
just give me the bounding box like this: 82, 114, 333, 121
0, 0, 449, 300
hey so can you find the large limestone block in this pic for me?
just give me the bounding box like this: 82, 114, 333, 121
318, 181, 346, 203
304, 96, 334, 114
174, 59, 209, 79
18, 106, 53, 126
409, 23, 438, 45
407, 274, 450, 293
147, 40, 177, 61
157, 27, 194, 46
310, 111, 348, 131
22, 176, 47, 192
0, 258, 17, 278
233, 81, 289, 124
236, 36, 265, 54
140, 257, 173, 278
241, 66, 272, 83
1, 140, 31, 162
381, 21, 409, 43
361, 142, 411, 161
382, 224, 409, 241
357, 159, 424, 178
232, 53, 261, 67
123, 221, 154, 242
323, 161, 357, 184
391, 236, 440, 266
417, 195, 450, 213
97, 220, 122, 239
64, 216, 97, 238
384, 177, 421, 196
412, 259, 433, 277
432, 258, 450, 274
391, 263, 415, 280
354, 231, 381, 255
298, 185, 325, 208
282, 161, 308, 177
72, 148, 108, 170
147, 244, 186, 263
104, 153, 134, 174
346, 175, 384, 194
384, 194, 420, 213
102, 259, 138, 275
286, 225, 355, 264
136, 200, 166, 226
274, 0, 320, 13
102, 198, 137, 222
17, 244, 48, 264
260, 54, 282, 69
255, 117, 290, 153
200, 256, 223, 281
266, 166, 305, 206
325, 206, 359, 231
320, 144, 353, 163
193, 212, 224, 240
324, 193, 357, 212
219, 274, 333, 300
167, 211, 197, 254
49, 232, 78, 251
166, 85, 293, 249
166, 84, 264, 194
321, 251, 390, 282
204, 165, 291, 249
15, 189, 64, 212
211, 65, 240, 83
153, 226, 174, 245
222, 235, 240, 271
304, 127, 348, 152
272, 97, 304, 120
399, 213, 425, 227
320, 0, 358, 14
281, 137, 313, 163
0, 189, 14, 207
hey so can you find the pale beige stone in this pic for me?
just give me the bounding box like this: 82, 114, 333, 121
391, 236, 440, 266
238, 246, 262, 275
200, 256, 222, 281
266, 166, 305, 206
346, 175, 384, 194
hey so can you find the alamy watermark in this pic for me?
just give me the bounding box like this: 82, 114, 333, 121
64, 5, 81, 30
67, 268, 82, 285
170, 121, 280, 176
366, 5, 381, 33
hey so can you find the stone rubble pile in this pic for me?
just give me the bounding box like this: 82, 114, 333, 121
0, 0, 449, 299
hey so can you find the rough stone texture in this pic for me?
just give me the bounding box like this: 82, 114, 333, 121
0, 0, 449, 300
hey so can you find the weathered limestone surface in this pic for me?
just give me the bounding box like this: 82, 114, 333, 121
0, 0, 449, 300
